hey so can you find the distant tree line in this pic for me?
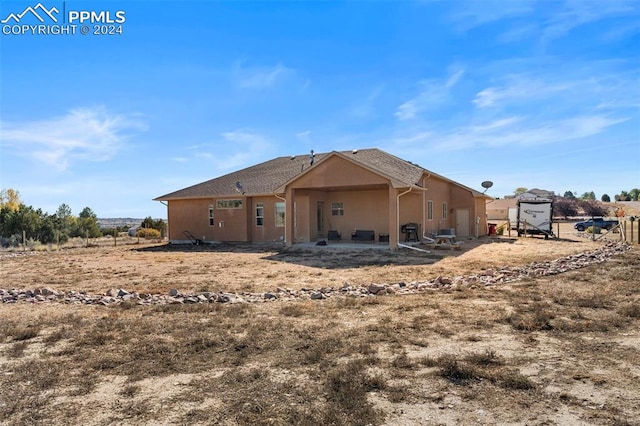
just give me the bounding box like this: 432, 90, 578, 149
562, 189, 639, 202
508, 188, 640, 202
553, 197, 608, 219
0, 188, 165, 247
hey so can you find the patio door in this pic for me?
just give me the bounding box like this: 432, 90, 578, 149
316, 202, 325, 237
456, 208, 470, 237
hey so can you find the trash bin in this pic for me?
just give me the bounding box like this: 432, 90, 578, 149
488, 223, 497, 235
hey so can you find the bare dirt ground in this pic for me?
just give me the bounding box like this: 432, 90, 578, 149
1, 223, 639, 425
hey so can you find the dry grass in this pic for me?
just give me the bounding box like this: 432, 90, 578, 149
0, 234, 639, 425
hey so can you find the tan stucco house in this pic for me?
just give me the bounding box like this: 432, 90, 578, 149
486, 198, 517, 221
154, 148, 491, 249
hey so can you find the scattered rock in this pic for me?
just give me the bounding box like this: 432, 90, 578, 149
105, 288, 119, 297
0, 242, 631, 307
367, 283, 386, 295
41, 287, 58, 296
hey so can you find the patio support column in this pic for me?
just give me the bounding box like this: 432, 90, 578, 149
388, 185, 398, 249
284, 187, 294, 247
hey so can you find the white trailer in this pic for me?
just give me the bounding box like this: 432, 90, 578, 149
515, 197, 555, 239
508, 207, 518, 230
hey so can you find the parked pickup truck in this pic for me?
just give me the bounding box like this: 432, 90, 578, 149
574, 218, 619, 232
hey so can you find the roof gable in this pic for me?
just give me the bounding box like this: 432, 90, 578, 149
274, 150, 422, 192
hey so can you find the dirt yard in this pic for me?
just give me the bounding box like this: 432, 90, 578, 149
1, 224, 639, 425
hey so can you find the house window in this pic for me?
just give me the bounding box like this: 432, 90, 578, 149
331, 202, 344, 216
275, 202, 285, 227
442, 202, 448, 220
256, 203, 264, 227
217, 199, 243, 209
208, 205, 214, 226
427, 200, 433, 220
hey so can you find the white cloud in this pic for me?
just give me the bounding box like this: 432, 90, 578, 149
395, 99, 420, 121
213, 130, 274, 171
473, 76, 570, 108
497, 22, 539, 43
296, 130, 312, 144
233, 62, 294, 89
395, 66, 466, 121
393, 131, 433, 145
389, 57, 638, 164
541, 0, 637, 44
349, 85, 385, 119
0, 107, 146, 171
449, 0, 639, 44
445, 67, 465, 89
470, 116, 523, 132
449, 0, 535, 32
177, 130, 274, 170
432, 114, 629, 150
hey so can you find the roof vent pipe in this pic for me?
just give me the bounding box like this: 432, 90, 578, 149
352, 149, 358, 154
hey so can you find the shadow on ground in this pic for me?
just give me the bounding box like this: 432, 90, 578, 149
130, 237, 530, 269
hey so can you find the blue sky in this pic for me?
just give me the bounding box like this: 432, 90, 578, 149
1, 0, 638, 219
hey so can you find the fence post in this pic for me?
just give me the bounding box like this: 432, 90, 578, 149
23, 230, 26, 252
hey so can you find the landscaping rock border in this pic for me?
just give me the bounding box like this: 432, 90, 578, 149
1, 242, 631, 306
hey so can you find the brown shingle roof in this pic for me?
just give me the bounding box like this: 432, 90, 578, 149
154, 148, 487, 200
486, 198, 518, 210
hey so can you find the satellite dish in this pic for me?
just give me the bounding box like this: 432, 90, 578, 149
481, 181, 493, 194
235, 181, 245, 194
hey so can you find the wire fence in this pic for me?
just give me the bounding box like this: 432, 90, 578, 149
597, 219, 639, 245
487, 219, 639, 244
1, 234, 165, 252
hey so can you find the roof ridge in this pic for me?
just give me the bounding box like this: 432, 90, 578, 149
154, 147, 490, 201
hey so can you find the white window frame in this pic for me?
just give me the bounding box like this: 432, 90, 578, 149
427, 200, 433, 220
275, 202, 285, 227
256, 203, 264, 227
216, 199, 243, 209
208, 205, 214, 226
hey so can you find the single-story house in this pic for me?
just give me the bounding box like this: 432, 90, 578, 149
154, 148, 492, 249
486, 198, 517, 221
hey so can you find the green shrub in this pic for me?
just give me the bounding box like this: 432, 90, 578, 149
136, 228, 161, 239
